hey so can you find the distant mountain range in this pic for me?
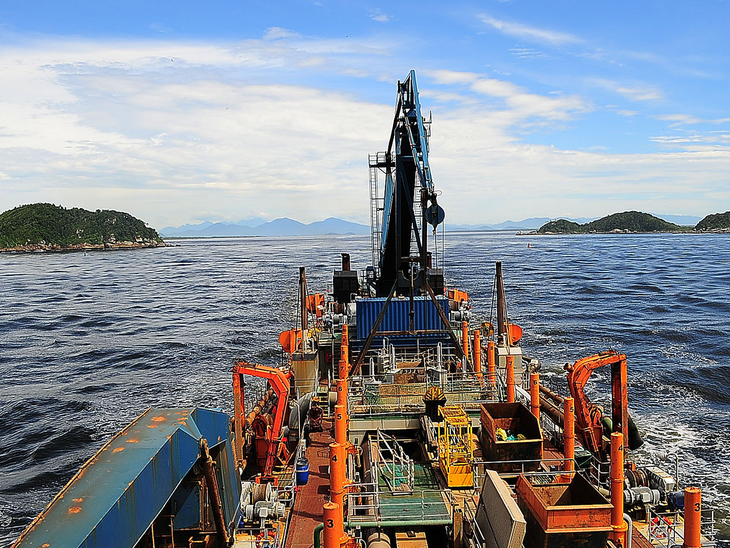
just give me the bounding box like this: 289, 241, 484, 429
159, 217, 370, 237
160, 213, 703, 237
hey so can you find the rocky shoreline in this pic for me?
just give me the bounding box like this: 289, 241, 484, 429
519, 228, 730, 236
0, 240, 167, 253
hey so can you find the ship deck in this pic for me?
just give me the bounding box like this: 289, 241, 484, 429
285, 418, 333, 548
376, 463, 451, 525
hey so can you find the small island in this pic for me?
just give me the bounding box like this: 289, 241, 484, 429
536, 210, 730, 235
0, 203, 165, 252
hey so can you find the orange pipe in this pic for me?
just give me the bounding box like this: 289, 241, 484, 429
336, 378, 347, 407
530, 372, 540, 419
461, 321, 469, 361
329, 442, 347, 511
473, 330, 481, 374
563, 397, 575, 473
610, 432, 627, 547
506, 355, 515, 403
334, 404, 348, 445
487, 341, 496, 388
340, 325, 349, 376
323, 501, 345, 548
684, 487, 702, 548
338, 358, 347, 382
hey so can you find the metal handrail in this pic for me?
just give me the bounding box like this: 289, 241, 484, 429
346, 483, 451, 525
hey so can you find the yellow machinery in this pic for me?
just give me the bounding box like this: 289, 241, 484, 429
438, 405, 474, 488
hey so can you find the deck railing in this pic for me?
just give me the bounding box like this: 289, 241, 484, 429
345, 482, 452, 526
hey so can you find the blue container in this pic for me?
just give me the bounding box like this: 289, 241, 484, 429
355, 296, 450, 339
295, 457, 310, 485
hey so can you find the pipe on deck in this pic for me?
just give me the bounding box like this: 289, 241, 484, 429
506, 355, 515, 403
563, 397, 575, 474
530, 372, 540, 419
487, 341, 496, 388
684, 487, 702, 548
473, 330, 482, 375
323, 502, 346, 548
610, 432, 627, 548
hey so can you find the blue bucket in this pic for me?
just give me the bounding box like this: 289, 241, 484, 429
295, 457, 310, 485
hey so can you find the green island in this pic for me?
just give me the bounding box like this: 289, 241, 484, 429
537, 210, 730, 234
0, 203, 165, 252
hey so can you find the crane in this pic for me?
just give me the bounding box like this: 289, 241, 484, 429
565, 350, 643, 457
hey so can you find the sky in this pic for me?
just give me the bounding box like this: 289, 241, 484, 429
0, 0, 728, 228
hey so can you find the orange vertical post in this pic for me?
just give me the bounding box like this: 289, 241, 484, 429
563, 397, 575, 474
461, 321, 469, 362
487, 341, 496, 388
336, 378, 347, 407
506, 355, 515, 403
684, 487, 702, 548
329, 442, 346, 512
334, 403, 348, 445
340, 325, 349, 377
530, 372, 540, 420
338, 359, 347, 382
473, 330, 482, 374
323, 501, 345, 548
610, 432, 627, 547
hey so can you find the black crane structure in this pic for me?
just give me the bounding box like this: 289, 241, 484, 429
371, 70, 445, 298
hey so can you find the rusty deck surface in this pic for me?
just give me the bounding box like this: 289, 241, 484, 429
285, 418, 333, 548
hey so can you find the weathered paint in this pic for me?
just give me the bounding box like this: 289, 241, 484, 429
12, 407, 235, 548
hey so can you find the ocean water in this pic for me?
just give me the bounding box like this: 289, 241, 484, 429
0, 232, 728, 546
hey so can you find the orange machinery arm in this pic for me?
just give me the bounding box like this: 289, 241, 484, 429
232, 361, 291, 476
565, 350, 628, 456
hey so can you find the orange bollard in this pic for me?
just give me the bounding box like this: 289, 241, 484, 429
461, 321, 469, 363
487, 341, 496, 388
473, 330, 482, 374
334, 404, 348, 445
338, 359, 348, 383
563, 397, 575, 474
684, 487, 702, 548
610, 432, 627, 547
530, 372, 540, 419
506, 355, 515, 403
337, 378, 348, 407
340, 325, 349, 377
329, 442, 347, 512
323, 501, 345, 548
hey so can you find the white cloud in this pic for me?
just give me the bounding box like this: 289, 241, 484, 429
264, 27, 301, 40
479, 14, 582, 45
0, 36, 727, 228
509, 47, 549, 60
615, 86, 663, 102
656, 114, 730, 126
370, 9, 390, 23
589, 78, 664, 103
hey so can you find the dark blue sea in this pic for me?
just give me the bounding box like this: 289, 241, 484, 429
1, 233, 728, 546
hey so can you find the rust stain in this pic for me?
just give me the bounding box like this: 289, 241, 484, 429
42, 544, 50, 547
151, 416, 166, 422
126, 438, 139, 443
113, 447, 125, 453
147, 424, 158, 428
68, 506, 82, 514
73, 498, 83, 503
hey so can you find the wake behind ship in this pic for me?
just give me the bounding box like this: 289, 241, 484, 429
12, 71, 718, 548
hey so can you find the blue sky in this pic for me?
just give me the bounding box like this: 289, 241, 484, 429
1, 1, 728, 227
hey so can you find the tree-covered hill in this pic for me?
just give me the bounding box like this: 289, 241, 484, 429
538, 211, 684, 234
695, 211, 730, 231
0, 203, 164, 249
